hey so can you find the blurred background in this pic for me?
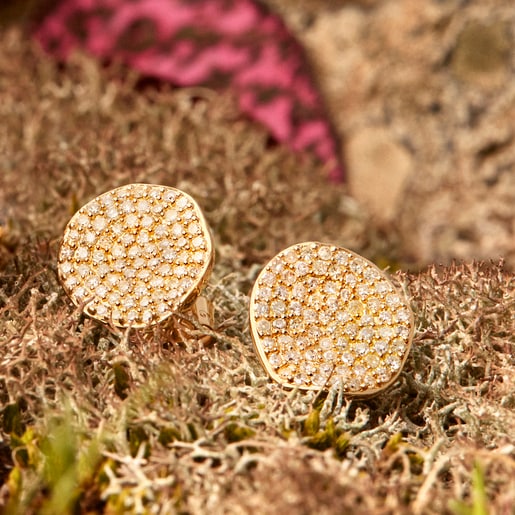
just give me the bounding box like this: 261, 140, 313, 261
1, 0, 514, 268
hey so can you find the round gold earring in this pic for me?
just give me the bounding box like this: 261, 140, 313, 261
58, 183, 214, 329
249, 242, 414, 395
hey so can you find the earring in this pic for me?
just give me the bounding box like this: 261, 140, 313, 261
58, 183, 214, 328
249, 242, 414, 395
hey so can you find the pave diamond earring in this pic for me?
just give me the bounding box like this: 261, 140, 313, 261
58, 183, 214, 329
249, 242, 414, 395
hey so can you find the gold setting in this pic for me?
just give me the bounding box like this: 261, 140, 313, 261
58, 184, 213, 328
249, 242, 414, 394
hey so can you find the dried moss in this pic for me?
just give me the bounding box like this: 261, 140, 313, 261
1, 27, 514, 515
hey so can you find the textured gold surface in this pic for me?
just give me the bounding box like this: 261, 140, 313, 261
58, 184, 213, 328
250, 242, 414, 393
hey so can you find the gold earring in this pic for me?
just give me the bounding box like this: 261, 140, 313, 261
249, 242, 414, 395
58, 183, 214, 329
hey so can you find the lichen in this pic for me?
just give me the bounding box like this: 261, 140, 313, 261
1, 26, 514, 515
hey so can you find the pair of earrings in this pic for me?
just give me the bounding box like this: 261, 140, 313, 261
58, 183, 414, 396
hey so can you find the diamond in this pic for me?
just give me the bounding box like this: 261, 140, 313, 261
188, 222, 201, 235
395, 307, 411, 323
269, 353, 282, 368
77, 264, 90, 277
76, 214, 89, 227
164, 190, 176, 202
192, 236, 205, 248
125, 214, 138, 227
86, 276, 100, 289
324, 281, 338, 295
106, 206, 119, 219
141, 215, 154, 228
320, 337, 332, 349
274, 285, 288, 300
303, 309, 318, 323
344, 273, 357, 286
318, 245, 332, 260
348, 300, 364, 316
84, 231, 96, 244
95, 285, 108, 298
136, 199, 150, 213
257, 319, 271, 335
359, 327, 374, 341
250, 242, 413, 393
74, 286, 87, 300
366, 352, 380, 370
289, 319, 305, 333
378, 326, 395, 340
292, 374, 306, 386
272, 319, 287, 331
378, 311, 393, 324
344, 323, 358, 337
305, 349, 317, 361
292, 283, 306, 299
92, 216, 107, 232
295, 261, 309, 276
308, 326, 322, 339
376, 281, 391, 295
374, 339, 389, 355
386, 293, 401, 307
323, 350, 336, 361
283, 249, 298, 263
121, 199, 133, 213
391, 337, 407, 354
176, 196, 189, 210
271, 300, 286, 316
288, 301, 302, 316
335, 251, 349, 264
65, 276, 78, 289
165, 208, 178, 222
262, 337, 275, 351
75, 247, 89, 260
385, 355, 401, 371
60, 262, 73, 274
58, 184, 213, 328
354, 342, 369, 355
121, 233, 135, 246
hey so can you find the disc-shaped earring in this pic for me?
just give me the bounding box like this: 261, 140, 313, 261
58, 184, 214, 328
249, 242, 414, 395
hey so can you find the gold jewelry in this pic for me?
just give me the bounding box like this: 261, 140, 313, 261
58, 184, 214, 328
249, 242, 414, 395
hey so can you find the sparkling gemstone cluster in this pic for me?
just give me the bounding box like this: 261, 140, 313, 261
58, 184, 213, 328
250, 242, 413, 393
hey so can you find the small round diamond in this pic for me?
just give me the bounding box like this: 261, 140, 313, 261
58, 184, 213, 328
250, 242, 414, 394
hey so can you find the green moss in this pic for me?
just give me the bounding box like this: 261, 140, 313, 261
449, 462, 489, 515
384, 432, 404, 454
224, 423, 256, 443
113, 362, 131, 400
158, 426, 183, 447
127, 425, 150, 458
303, 409, 321, 436
5, 411, 103, 515
2, 401, 25, 436
305, 418, 350, 459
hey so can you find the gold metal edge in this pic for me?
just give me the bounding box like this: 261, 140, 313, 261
249, 241, 415, 394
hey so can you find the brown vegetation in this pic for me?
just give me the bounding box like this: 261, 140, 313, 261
1, 18, 514, 515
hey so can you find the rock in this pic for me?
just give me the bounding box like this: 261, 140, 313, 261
346, 127, 412, 222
